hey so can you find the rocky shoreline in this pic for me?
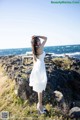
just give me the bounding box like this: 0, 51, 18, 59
0, 53, 80, 118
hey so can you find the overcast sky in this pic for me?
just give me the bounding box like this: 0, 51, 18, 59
0, 0, 80, 49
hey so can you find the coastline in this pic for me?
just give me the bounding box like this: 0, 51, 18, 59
0, 45, 80, 59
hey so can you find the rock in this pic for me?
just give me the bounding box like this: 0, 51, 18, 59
53, 90, 68, 113
7, 71, 15, 80
53, 90, 64, 102
68, 71, 80, 100
69, 107, 80, 119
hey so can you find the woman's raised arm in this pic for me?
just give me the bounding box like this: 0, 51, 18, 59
38, 36, 47, 46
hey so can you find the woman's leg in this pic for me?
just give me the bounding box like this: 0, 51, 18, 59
37, 92, 43, 110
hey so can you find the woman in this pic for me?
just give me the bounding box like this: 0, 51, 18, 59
29, 35, 47, 114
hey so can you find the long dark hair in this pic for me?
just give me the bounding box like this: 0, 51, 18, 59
31, 37, 40, 61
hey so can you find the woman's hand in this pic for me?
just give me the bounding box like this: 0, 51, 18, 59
32, 35, 37, 40
32, 35, 47, 41
38, 36, 47, 40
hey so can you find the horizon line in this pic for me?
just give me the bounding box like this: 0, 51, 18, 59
0, 43, 80, 50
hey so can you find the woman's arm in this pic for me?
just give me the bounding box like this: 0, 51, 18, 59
38, 36, 47, 40
38, 36, 47, 46
33, 54, 37, 64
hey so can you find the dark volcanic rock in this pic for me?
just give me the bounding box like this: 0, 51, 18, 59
69, 107, 80, 119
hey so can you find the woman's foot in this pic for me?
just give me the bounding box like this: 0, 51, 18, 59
37, 103, 47, 114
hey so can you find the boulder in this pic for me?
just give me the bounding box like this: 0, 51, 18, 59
69, 107, 80, 119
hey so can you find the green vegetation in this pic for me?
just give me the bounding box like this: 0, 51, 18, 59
52, 57, 72, 70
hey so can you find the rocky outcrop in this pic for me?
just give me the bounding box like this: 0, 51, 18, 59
69, 107, 80, 119
0, 54, 80, 116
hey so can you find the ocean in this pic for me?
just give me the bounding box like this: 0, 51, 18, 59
0, 44, 80, 59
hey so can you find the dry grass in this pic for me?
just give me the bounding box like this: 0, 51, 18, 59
52, 57, 72, 70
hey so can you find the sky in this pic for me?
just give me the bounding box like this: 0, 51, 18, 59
0, 0, 80, 49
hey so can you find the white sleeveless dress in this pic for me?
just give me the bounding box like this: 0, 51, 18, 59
29, 51, 47, 92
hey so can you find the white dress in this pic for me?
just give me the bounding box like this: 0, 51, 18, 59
29, 51, 47, 92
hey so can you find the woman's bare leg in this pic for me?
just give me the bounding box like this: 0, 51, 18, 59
37, 92, 43, 111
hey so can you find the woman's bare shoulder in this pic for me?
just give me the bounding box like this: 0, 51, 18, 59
37, 46, 43, 54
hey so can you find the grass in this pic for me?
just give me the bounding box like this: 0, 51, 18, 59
52, 57, 72, 70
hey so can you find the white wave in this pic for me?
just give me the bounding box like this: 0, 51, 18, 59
26, 51, 32, 55
50, 52, 80, 58
64, 52, 80, 56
